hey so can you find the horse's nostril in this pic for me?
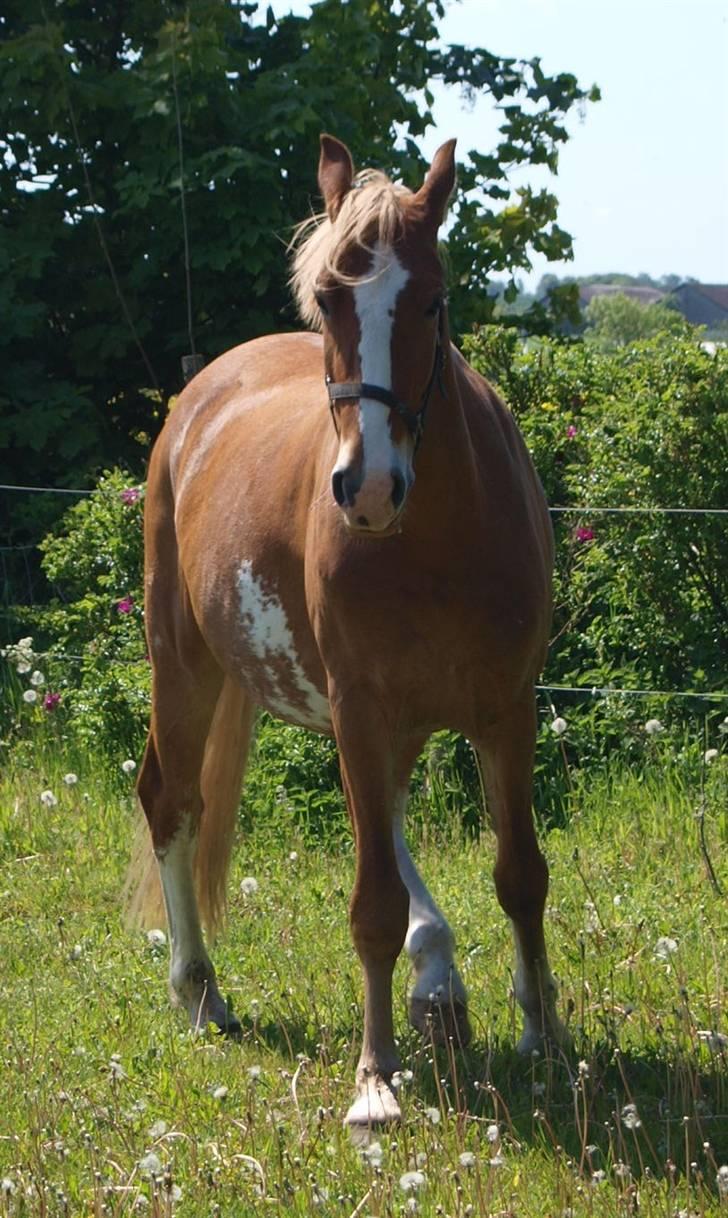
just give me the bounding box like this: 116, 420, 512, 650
332, 469, 347, 507
391, 469, 406, 511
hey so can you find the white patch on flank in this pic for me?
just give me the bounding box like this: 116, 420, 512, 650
393, 808, 466, 1005
237, 560, 331, 730
353, 243, 410, 478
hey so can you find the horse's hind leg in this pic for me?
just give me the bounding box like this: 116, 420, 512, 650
477, 696, 566, 1053
137, 632, 252, 1037
393, 792, 471, 1047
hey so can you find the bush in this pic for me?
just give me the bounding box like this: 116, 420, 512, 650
463, 326, 728, 814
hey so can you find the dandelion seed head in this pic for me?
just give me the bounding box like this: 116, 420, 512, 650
654, 935, 678, 960
399, 1170, 425, 1194
644, 718, 664, 735
212, 1085, 228, 1100
23, 689, 38, 704
138, 1152, 162, 1177
240, 876, 259, 896
424, 1106, 441, 1124
121, 758, 137, 774
40, 789, 58, 807
717, 1166, 728, 1195
621, 1103, 641, 1129
63, 773, 78, 786
458, 1151, 476, 1169
704, 748, 719, 764
551, 716, 567, 736
486, 1123, 499, 1143
30, 670, 45, 687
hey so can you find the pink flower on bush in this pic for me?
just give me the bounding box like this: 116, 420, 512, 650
566, 425, 578, 439
120, 487, 141, 505
116, 596, 135, 614
43, 692, 61, 711
575, 526, 595, 543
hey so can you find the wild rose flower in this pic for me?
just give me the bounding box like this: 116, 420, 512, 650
120, 487, 141, 505
43, 692, 61, 711
575, 526, 595, 543
566, 424, 578, 438
116, 596, 134, 614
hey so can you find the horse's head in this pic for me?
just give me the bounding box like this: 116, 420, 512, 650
293, 135, 456, 535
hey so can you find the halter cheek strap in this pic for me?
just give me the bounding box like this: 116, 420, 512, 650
325, 305, 447, 453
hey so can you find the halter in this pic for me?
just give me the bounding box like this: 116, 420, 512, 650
325, 303, 447, 454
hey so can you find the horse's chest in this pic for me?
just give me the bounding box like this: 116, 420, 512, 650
234, 560, 331, 731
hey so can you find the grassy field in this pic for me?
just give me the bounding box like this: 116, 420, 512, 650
1, 745, 726, 1217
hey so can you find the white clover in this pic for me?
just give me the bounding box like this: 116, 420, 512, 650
212, 1085, 228, 1100
644, 718, 664, 735
240, 876, 259, 897
424, 1106, 441, 1124
121, 758, 137, 774
23, 689, 38, 704
704, 748, 719, 764
654, 936, 678, 960
30, 670, 45, 687
40, 789, 58, 807
399, 1170, 425, 1193
621, 1103, 641, 1129
551, 716, 567, 736
458, 1151, 476, 1169
147, 928, 167, 948
138, 1152, 162, 1177
63, 772, 78, 786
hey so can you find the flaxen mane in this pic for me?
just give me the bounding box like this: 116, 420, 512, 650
290, 170, 411, 329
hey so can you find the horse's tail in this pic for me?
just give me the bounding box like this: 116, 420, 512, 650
125, 677, 254, 939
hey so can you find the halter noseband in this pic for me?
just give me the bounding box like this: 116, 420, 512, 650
325, 303, 447, 454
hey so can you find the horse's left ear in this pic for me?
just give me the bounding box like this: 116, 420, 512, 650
416, 139, 457, 232
318, 134, 355, 221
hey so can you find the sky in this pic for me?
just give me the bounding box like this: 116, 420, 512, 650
282, 0, 728, 289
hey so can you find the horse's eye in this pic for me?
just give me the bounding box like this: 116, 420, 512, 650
425, 295, 442, 318
315, 292, 330, 317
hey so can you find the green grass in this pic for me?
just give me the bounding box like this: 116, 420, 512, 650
1, 746, 726, 1216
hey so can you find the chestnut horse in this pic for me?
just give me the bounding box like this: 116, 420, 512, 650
129, 135, 564, 1126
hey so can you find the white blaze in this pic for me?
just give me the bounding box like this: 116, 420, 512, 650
353, 243, 410, 478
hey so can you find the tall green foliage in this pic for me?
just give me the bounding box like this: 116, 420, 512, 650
0, 0, 595, 548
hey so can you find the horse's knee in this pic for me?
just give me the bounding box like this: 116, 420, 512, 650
350, 869, 409, 964
493, 845, 549, 924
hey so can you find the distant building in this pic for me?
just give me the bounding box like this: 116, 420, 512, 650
669, 283, 728, 328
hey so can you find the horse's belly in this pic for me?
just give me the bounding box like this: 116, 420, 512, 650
233, 558, 332, 733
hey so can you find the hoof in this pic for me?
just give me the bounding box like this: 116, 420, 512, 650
516, 1015, 569, 1056
409, 994, 472, 1048
344, 1074, 402, 1129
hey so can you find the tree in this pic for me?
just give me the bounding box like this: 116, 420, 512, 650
0, 0, 597, 549
584, 293, 691, 350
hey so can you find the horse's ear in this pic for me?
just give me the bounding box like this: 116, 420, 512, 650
318, 134, 355, 221
416, 139, 457, 232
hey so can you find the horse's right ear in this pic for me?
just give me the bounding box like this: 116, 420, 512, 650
318, 135, 355, 221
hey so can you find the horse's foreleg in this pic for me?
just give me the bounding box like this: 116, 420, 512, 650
393, 797, 471, 1046
332, 692, 409, 1127
477, 696, 566, 1053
